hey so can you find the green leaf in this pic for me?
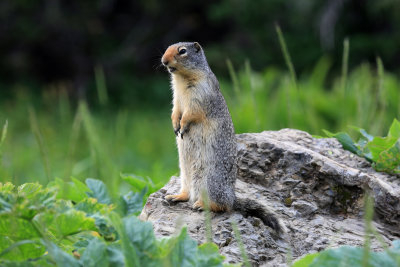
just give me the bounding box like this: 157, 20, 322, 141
85, 178, 111, 205
49, 178, 89, 203
51, 209, 96, 237
74, 198, 112, 215
388, 119, 400, 139
382, 240, 400, 265
323, 130, 359, 154
124, 216, 156, 254
43, 240, 80, 267
0, 237, 45, 262
121, 174, 157, 193
107, 244, 125, 267
108, 212, 141, 267
366, 136, 398, 162
292, 252, 319, 266
309, 245, 399, 267
0, 258, 53, 267
349, 126, 374, 142
0, 196, 12, 213
375, 140, 400, 173
392, 240, 400, 250
80, 238, 109, 267
91, 214, 117, 241
122, 186, 147, 215
0, 182, 15, 194
167, 227, 198, 267
0, 216, 41, 240
197, 243, 225, 267
17, 183, 43, 199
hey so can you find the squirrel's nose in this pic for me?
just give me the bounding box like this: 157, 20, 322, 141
162, 59, 169, 66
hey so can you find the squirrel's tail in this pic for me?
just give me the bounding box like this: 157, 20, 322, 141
233, 197, 286, 236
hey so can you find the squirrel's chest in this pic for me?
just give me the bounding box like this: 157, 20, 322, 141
172, 76, 204, 112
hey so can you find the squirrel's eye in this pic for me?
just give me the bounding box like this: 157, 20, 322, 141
178, 48, 187, 55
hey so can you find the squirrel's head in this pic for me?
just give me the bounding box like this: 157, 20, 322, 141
161, 42, 209, 76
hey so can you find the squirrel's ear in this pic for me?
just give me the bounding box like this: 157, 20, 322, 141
193, 42, 202, 53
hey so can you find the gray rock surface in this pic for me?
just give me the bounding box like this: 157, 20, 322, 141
140, 129, 400, 266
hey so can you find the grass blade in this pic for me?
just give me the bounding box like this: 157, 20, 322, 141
232, 221, 251, 267
95, 64, 109, 106
362, 193, 374, 266
0, 120, 8, 160
29, 107, 52, 182
226, 59, 240, 95
275, 23, 298, 90
201, 189, 213, 243
341, 38, 349, 95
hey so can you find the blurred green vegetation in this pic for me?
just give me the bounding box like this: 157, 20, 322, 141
1, 0, 400, 100
1, 50, 399, 191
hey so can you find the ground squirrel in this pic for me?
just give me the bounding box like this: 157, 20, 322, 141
161, 42, 285, 234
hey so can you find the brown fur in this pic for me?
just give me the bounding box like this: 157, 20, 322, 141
209, 201, 228, 212
180, 111, 206, 134
165, 191, 189, 202
161, 42, 285, 235
162, 45, 179, 64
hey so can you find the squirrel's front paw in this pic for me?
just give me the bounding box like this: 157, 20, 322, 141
173, 125, 181, 136
171, 112, 181, 137
179, 123, 190, 139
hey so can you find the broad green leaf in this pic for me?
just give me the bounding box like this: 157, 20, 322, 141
0, 181, 228, 267
107, 244, 125, 267
292, 252, 319, 266
43, 240, 80, 267
80, 238, 109, 267
122, 186, 147, 215
0, 216, 40, 240
0, 196, 12, 213
167, 227, 198, 267
51, 209, 96, 237
323, 130, 359, 154
309, 245, 399, 267
366, 136, 398, 161
382, 240, 400, 265
388, 119, 400, 139
197, 242, 225, 267
74, 198, 112, 215
12, 184, 55, 220
109, 212, 140, 267
349, 126, 374, 141
0, 258, 53, 267
121, 173, 156, 193
49, 178, 89, 203
375, 140, 400, 173
0, 238, 45, 262
124, 216, 156, 253
0, 182, 15, 193
17, 183, 43, 199
85, 178, 111, 205
392, 240, 400, 249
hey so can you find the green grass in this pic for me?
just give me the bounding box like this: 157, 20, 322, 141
223, 58, 399, 136
1, 54, 399, 192
1, 32, 399, 193
0, 91, 178, 193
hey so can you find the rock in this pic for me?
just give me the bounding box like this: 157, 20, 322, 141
140, 129, 400, 266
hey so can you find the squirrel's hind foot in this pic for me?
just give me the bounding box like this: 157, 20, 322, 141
165, 191, 189, 202
192, 200, 228, 212
192, 200, 204, 211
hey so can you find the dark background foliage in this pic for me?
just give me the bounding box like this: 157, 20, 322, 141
1, 0, 399, 104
